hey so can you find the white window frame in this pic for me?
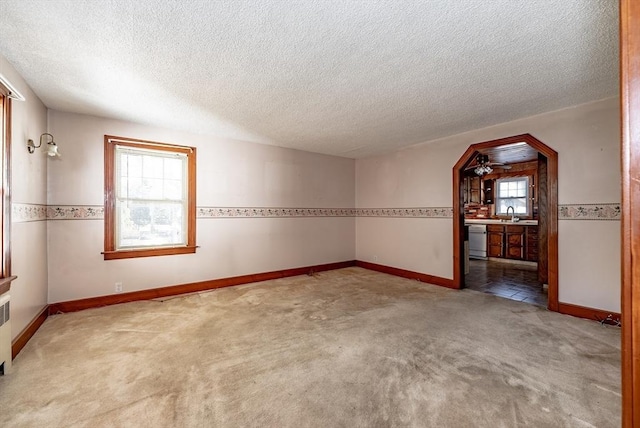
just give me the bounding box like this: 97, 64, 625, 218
495, 177, 530, 216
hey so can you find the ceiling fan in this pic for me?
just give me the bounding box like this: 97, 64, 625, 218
465, 154, 511, 176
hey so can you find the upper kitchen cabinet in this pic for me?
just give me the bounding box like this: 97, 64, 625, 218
463, 175, 482, 205
483, 179, 494, 204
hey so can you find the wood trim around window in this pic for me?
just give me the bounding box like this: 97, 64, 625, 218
103, 135, 197, 260
0, 93, 12, 279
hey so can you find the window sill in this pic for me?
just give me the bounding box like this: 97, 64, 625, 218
103, 246, 197, 260
0, 275, 17, 295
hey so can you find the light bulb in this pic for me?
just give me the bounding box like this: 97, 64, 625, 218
46, 144, 61, 157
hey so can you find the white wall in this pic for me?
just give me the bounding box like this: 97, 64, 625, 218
356, 97, 621, 312
46, 111, 355, 303
1, 54, 49, 339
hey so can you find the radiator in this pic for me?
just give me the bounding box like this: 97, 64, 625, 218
0, 293, 11, 375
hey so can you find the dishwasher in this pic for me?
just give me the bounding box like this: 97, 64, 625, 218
468, 224, 488, 260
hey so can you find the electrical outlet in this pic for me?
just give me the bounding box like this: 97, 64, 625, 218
115, 282, 123, 293
373, 255, 378, 262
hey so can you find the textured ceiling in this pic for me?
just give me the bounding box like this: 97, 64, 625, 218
0, 0, 619, 158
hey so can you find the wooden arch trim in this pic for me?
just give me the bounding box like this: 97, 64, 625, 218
452, 133, 559, 312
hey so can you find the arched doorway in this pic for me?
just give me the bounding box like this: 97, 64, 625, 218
452, 134, 558, 311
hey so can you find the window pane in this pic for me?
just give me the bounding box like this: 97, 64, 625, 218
512, 198, 527, 213
503, 198, 527, 214
508, 183, 517, 197
164, 157, 183, 180
499, 183, 509, 197
127, 177, 144, 199
164, 179, 183, 200
117, 201, 185, 249
120, 177, 128, 198
117, 148, 186, 202
127, 154, 143, 178
120, 154, 128, 177
143, 155, 164, 179
144, 178, 164, 200
117, 150, 186, 246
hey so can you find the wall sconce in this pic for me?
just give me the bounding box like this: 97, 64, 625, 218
27, 133, 61, 157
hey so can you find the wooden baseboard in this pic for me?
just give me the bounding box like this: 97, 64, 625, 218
557, 302, 621, 325
12, 305, 49, 359
355, 260, 457, 289
49, 260, 357, 314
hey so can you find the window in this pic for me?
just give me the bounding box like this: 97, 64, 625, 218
104, 136, 196, 260
495, 177, 529, 216
0, 95, 5, 277
0, 88, 14, 282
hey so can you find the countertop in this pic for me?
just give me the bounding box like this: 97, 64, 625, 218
464, 219, 538, 226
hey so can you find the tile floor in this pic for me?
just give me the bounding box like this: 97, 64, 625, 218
465, 259, 547, 307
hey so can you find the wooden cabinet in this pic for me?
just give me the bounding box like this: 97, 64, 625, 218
483, 179, 494, 204
486, 224, 538, 261
463, 176, 482, 204
487, 225, 505, 257
464, 177, 495, 205
469, 176, 481, 204
505, 225, 525, 259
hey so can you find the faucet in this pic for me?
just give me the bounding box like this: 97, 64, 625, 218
506, 206, 518, 222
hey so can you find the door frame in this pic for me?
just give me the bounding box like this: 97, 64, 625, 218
452, 134, 559, 312
620, 0, 639, 425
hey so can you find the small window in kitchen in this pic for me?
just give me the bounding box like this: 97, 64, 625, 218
495, 177, 529, 216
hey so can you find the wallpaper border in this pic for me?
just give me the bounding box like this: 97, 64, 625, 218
356, 207, 453, 218
12, 203, 621, 222
12, 203, 48, 222
558, 203, 621, 221
197, 207, 357, 218
47, 205, 105, 220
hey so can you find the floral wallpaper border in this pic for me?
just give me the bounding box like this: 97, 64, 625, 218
12, 203, 621, 222
558, 203, 621, 221
12, 203, 48, 222
196, 207, 454, 218
356, 208, 453, 218
197, 207, 357, 218
47, 205, 105, 220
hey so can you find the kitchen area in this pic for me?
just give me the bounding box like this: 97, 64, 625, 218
463, 148, 547, 307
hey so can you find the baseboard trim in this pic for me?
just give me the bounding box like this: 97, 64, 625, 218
355, 260, 457, 289
12, 305, 49, 359
49, 260, 357, 314
557, 302, 621, 325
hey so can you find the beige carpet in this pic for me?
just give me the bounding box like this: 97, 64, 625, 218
0, 267, 620, 427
